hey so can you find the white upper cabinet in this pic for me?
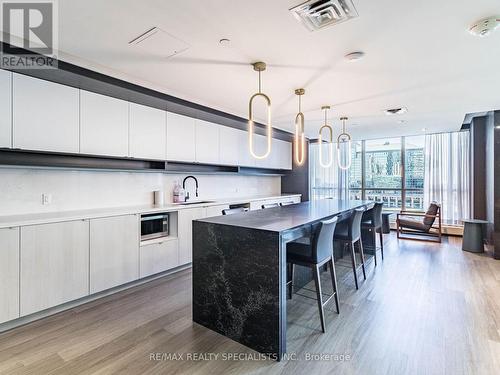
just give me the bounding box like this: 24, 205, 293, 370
129, 103, 166, 160
12, 73, 79, 153
274, 139, 292, 170
80, 90, 129, 157
219, 126, 240, 166
254, 134, 271, 169
238, 129, 256, 167
0, 69, 12, 148
166, 112, 196, 162
195, 120, 220, 164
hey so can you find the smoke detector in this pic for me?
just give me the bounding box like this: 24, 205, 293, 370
290, 0, 359, 32
469, 16, 500, 37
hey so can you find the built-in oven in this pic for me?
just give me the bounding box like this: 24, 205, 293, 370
141, 213, 169, 242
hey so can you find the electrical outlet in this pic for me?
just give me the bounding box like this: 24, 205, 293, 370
42, 193, 52, 205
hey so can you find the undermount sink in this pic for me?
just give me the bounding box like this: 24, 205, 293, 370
178, 200, 215, 206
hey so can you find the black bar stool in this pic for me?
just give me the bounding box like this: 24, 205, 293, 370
286, 216, 340, 333
361, 202, 384, 265
334, 208, 366, 290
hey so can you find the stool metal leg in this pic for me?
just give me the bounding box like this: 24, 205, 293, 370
328, 258, 340, 314
372, 229, 378, 266
349, 241, 359, 290
313, 264, 326, 333
358, 239, 367, 280
379, 230, 384, 260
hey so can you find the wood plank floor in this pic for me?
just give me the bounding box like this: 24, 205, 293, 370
1, 233, 499, 375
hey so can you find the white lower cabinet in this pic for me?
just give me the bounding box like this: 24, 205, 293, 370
0, 228, 19, 324
20, 221, 89, 317
178, 207, 207, 265
90, 215, 139, 294
205, 204, 230, 218
139, 239, 179, 278
249, 196, 300, 210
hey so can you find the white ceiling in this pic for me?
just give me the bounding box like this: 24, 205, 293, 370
13, 0, 500, 139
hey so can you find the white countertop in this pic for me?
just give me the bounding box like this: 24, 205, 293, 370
0, 194, 301, 228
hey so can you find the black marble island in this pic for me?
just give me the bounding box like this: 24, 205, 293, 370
192, 199, 373, 360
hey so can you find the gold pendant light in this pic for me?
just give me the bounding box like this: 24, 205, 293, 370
318, 105, 334, 168
248, 62, 272, 159
294, 88, 306, 166
337, 116, 352, 170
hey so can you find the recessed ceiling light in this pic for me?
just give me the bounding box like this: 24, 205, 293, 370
345, 51, 365, 61
469, 16, 500, 37
219, 38, 231, 45
384, 107, 408, 116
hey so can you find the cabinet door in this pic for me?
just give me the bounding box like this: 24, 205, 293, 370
0, 69, 12, 148
0, 227, 19, 324
80, 90, 129, 157
12, 73, 79, 153
139, 239, 179, 278
219, 126, 240, 166
129, 103, 167, 160
178, 207, 206, 265
254, 134, 272, 169
238, 129, 256, 167
205, 204, 230, 218
166, 112, 195, 162
90, 215, 139, 294
20, 221, 89, 316
195, 120, 219, 164
273, 139, 292, 170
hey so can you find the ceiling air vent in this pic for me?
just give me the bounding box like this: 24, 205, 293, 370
290, 0, 359, 32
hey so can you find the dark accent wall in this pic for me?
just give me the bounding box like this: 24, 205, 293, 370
471, 116, 487, 219
492, 111, 500, 259
281, 140, 310, 201
475, 111, 500, 259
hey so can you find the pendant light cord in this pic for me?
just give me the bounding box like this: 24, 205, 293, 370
258, 70, 262, 93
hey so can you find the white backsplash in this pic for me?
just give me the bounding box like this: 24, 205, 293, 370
0, 168, 281, 216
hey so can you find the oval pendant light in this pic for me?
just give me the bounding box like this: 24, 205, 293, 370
294, 88, 306, 166
337, 116, 352, 170
248, 62, 272, 159
318, 105, 334, 168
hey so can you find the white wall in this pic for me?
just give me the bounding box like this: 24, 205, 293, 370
0, 168, 281, 216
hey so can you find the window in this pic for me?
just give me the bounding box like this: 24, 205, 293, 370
404, 135, 425, 211
309, 132, 470, 220
365, 138, 402, 189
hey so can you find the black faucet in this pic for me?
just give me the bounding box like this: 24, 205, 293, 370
182, 175, 199, 202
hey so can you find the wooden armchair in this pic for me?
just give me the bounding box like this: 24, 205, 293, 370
396, 202, 442, 243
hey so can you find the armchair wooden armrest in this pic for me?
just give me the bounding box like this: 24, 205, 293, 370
397, 212, 439, 218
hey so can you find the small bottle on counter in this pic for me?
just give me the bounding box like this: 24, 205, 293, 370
173, 180, 185, 203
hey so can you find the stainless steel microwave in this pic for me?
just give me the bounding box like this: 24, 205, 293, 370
141, 213, 169, 241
